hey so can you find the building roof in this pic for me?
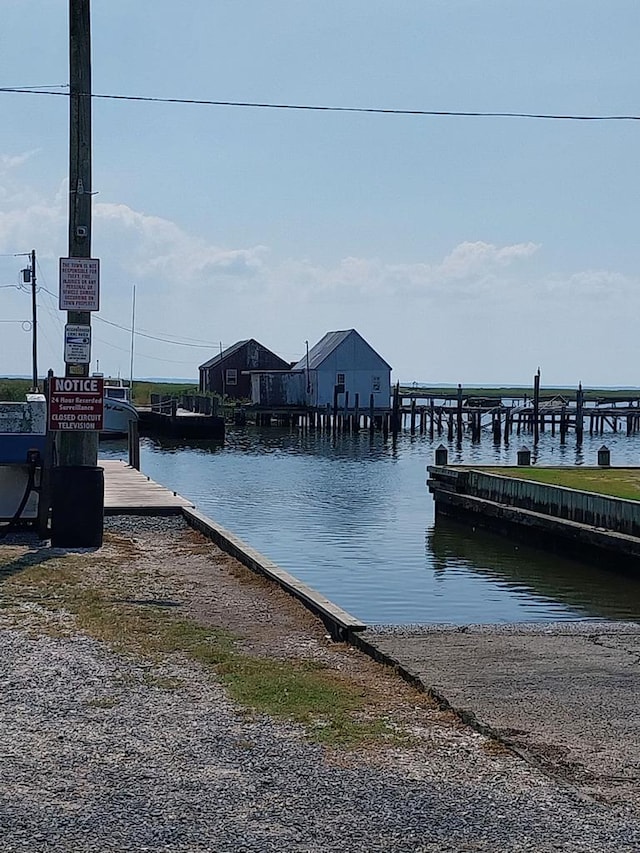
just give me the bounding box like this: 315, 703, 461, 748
292, 329, 391, 371
198, 340, 249, 371
198, 338, 290, 372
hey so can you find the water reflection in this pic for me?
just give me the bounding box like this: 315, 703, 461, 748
100, 426, 640, 626
428, 519, 640, 622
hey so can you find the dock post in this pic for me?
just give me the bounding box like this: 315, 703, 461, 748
391, 383, 400, 436
429, 398, 435, 439
517, 446, 531, 466
128, 418, 140, 470
493, 411, 501, 444
434, 444, 448, 465
410, 398, 416, 434
576, 382, 584, 446
597, 445, 611, 467
456, 384, 463, 442
533, 369, 540, 445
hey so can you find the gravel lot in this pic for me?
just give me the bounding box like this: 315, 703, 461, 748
1, 516, 639, 852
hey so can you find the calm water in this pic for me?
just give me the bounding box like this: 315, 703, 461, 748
101, 429, 640, 626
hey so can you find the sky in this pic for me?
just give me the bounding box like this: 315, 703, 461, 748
1, 1, 640, 386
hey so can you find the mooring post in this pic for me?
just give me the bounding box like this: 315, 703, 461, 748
533, 369, 540, 445
456, 384, 463, 443
517, 446, 531, 465
391, 383, 400, 436
560, 406, 567, 445
128, 418, 140, 470
434, 444, 448, 466
493, 411, 501, 444
576, 382, 584, 446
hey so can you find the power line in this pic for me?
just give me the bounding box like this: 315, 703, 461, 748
94, 315, 215, 347
38, 285, 218, 349
1, 85, 639, 122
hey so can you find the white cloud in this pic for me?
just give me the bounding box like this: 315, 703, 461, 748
94, 202, 268, 289
2, 171, 639, 382
267, 240, 540, 304
0, 150, 39, 174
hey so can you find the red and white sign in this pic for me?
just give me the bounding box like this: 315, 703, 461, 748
48, 376, 104, 431
59, 258, 100, 311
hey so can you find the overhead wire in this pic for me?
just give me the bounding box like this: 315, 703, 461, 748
36, 285, 208, 365
1, 85, 639, 122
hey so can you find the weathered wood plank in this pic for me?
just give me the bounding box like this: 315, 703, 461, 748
101, 459, 193, 515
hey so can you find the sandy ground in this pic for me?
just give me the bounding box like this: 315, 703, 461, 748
0, 516, 639, 851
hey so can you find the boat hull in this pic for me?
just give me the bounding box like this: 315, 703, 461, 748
102, 397, 138, 437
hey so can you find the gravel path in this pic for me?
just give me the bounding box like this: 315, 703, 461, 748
0, 518, 639, 852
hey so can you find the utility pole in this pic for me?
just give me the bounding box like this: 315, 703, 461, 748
48, 0, 103, 549
30, 249, 38, 391
58, 0, 97, 467
21, 249, 38, 391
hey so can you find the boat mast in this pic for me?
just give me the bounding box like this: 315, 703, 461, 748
129, 284, 136, 393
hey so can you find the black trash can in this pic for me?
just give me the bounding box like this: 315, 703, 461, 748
51, 465, 104, 548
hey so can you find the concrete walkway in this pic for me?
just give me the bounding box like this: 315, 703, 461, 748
361, 622, 640, 810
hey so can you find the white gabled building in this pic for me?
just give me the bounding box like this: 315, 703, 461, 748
249, 329, 392, 409
296, 329, 391, 409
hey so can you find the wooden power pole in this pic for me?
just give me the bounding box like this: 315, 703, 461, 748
48, 0, 103, 549
58, 0, 98, 468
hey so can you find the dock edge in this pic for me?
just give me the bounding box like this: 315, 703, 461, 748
181, 506, 367, 638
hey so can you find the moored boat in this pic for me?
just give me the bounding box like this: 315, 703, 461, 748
101, 377, 139, 437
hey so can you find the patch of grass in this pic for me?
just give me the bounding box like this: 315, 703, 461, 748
1, 551, 408, 748
310, 715, 415, 748
0, 379, 31, 401
483, 466, 640, 501
85, 696, 120, 709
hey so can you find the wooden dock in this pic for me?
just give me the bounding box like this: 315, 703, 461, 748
137, 395, 225, 440
101, 460, 194, 515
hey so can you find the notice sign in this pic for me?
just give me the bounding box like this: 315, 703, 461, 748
59, 257, 100, 311
48, 376, 104, 431
64, 323, 91, 364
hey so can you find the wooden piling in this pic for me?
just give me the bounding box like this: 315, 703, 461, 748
576, 382, 584, 445
533, 369, 540, 445
456, 384, 463, 442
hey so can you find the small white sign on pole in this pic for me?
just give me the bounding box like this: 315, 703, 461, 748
59, 257, 100, 311
64, 323, 92, 364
